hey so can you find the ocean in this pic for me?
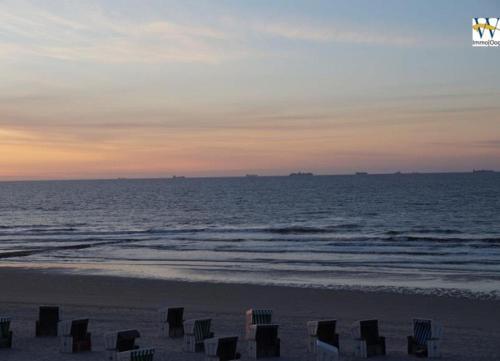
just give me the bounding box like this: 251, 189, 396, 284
1, 173, 499, 298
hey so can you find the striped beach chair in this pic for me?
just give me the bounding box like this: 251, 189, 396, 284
307, 319, 339, 353
245, 309, 272, 339
247, 324, 280, 359
316, 340, 339, 361
117, 348, 155, 361
59, 318, 92, 353
105, 329, 141, 361
36, 306, 59, 337
204, 336, 241, 361
158, 307, 184, 337
0, 317, 13, 349
351, 319, 386, 358
408, 319, 443, 358
183, 318, 214, 352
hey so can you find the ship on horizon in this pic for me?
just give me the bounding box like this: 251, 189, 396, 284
472, 169, 496, 174
289, 172, 314, 177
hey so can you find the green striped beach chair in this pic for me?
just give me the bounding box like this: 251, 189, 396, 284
408, 319, 443, 358
0, 317, 13, 349
245, 309, 273, 339
183, 318, 214, 352
117, 347, 155, 361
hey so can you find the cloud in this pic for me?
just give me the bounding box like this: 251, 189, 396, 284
0, 1, 238, 64
255, 20, 420, 47
428, 140, 500, 150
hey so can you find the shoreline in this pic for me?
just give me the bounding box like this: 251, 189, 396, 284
1, 267, 500, 360
0, 262, 498, 301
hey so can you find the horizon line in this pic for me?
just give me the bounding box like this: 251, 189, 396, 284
0, 169, 497, 183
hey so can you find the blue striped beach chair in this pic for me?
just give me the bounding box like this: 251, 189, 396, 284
245, 309, 272, 339
408, 319, 443, 358
183, 318, 214, 352
0, 317, 13, 349
117, 347, 155, 361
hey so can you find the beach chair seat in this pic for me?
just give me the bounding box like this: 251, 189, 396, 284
0, 317, 13, 349
351, 319, 386, 358
117, 347, 155, 361
105, 329, 141, 360
245, 309, 273, 339
408, 319, 442, 358
36, 306, 59, 337
307, 319, 339, 353
59, 318, 92, 353
247, 324, 280, 359
204, 336, 241, 361
159, 306, 184, 337
316, 340, 339, 361
183, 318, 214, 352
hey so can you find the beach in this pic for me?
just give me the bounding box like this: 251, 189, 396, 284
1, 267, 499, 360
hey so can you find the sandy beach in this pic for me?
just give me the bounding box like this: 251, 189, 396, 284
0, 267, 498, 360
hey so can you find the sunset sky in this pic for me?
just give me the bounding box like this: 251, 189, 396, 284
1, 0, 499, 180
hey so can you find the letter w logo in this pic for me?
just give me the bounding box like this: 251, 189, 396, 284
473, 18, 500, 39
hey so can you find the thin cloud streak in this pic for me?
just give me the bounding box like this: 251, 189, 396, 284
0, 1, 429, 66
0, 1, 238, 63
255, 20, 421, 46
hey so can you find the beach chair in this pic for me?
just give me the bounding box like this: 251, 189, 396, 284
204, 336, 241, 361
316, 340, 340, 361
105, 329, 141, 361
307, 319, 339, 353
245, 309, 273, 339
59, 318, 92, 353
159, 306, 184, 337
407, 319, 442, 358
183, 318, 214, 352
247, 324, 280, 359
117, 348, 155, 361
36, 306, 59, 337
0, 317, 13, 349
351, 319, 386, 357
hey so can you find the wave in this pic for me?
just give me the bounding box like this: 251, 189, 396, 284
265, 224, 360, 234
385, 228, 463, 235
390, 236, 500, 244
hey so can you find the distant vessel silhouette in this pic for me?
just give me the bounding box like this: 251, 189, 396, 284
246, 174, 258, 178
472, 169, 495, 174
355, 172, 368, 176
289, 172, 313, 177
172, 175, 186, 179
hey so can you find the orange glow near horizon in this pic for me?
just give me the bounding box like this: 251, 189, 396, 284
1, 1, 499, 180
